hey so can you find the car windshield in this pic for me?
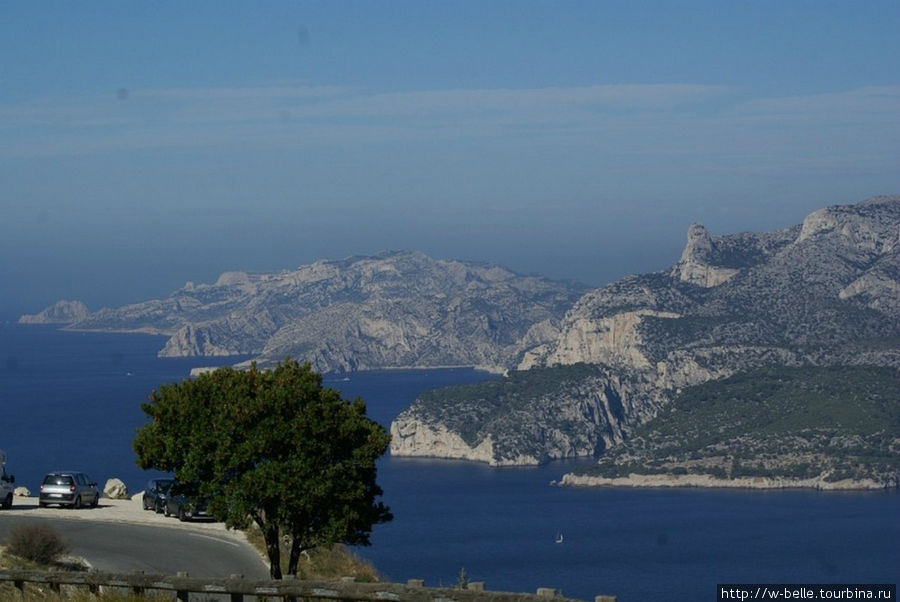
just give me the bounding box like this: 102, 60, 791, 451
44, 475, 73, 486
156, 480, 174, 492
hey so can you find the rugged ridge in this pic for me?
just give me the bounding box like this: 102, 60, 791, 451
18, 300, 89, 324
389, 196, 900, 466
19, 251, 588, 374
391, 364, 667, 466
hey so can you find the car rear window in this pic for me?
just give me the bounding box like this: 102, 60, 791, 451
43, 475, 73, 486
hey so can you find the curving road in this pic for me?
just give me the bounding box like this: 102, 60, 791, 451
0, 499, 269, 579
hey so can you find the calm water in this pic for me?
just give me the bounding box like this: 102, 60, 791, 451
1, 323, 897, 601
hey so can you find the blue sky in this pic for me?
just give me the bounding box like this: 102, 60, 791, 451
1, 1, 898, 317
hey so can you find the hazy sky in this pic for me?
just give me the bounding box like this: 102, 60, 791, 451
2, 1, 898, 317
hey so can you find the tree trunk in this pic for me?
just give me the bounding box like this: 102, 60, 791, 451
287, 537, 305, 578
264, 522, 283, 579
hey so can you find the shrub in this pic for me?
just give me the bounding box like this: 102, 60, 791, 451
5, 524, 69, 565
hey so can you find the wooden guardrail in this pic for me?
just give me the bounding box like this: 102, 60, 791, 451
0, 569, 617, 602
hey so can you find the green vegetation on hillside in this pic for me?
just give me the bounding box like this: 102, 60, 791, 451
576, 365, 900, 485
415, 363, 614, 451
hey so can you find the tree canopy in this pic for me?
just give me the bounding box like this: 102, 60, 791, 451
133, 359, 392, 578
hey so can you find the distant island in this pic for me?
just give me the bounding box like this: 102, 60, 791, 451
19, 250, 588, 375
21, 196, 900, 488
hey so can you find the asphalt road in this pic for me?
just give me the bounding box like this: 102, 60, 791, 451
0, 515, 269, 579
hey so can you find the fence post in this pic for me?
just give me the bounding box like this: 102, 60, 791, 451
229, 573, 244, 602
175, 571, 189, 602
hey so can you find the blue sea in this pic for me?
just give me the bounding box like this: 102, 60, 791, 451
1, 323, 897, 601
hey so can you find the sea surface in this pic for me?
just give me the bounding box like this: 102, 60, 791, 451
1, 323, 897, 601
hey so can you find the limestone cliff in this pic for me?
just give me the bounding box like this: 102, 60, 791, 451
670, 224, 740, 288
22, 251, 587, 374
390, 196, 900, 466
391, 364, 667, 466
525, 195, 900, 380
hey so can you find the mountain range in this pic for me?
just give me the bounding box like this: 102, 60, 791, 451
21, 195, 900, 485
20, 250, 588, 374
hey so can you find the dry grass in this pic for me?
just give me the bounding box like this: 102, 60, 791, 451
0, 583, 167, 602
295, 544, 380, 582
243, 525, 380, 582
1, 540, 168, 601
0, 551, 164, 601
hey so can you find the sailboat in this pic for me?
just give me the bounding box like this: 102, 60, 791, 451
555, 532, 564, 544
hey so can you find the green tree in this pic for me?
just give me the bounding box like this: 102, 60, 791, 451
133, 359, 392, 579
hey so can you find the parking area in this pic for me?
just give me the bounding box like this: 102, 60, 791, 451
2, 495, 243, 540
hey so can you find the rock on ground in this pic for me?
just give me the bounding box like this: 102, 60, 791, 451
104, 478, 129, 500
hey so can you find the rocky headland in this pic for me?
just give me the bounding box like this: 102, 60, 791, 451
564, 364, 899, 488
389, 196, 900, 486
19, 250, 588, 375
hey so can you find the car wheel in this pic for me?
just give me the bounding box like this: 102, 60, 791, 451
164, 505, 170, 517
155, 501, 164, 514
91, 494, 99, 508
178, 507, 188, 522
39, 501, 47, 508
73, 496, 82, 509
2, 493, 12, 509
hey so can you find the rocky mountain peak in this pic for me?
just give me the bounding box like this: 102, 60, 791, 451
682, 223, 714, 260
528, 195, 900, 377
796, 196, 899, 254
18, 300, 90, 324
670, 222, 740, 288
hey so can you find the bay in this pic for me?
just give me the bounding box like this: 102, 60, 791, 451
1, 323, 897, 601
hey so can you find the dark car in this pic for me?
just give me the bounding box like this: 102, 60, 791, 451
39, 471, 100, 508
164, 482, 210, 522
141, 478, 173, 513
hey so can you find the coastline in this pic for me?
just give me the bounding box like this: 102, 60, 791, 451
558, 472, 892, 491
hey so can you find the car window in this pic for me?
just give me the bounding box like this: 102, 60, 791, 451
44, 475, 73, 486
